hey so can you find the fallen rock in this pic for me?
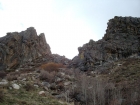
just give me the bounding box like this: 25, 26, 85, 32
12, 83, 20, 89
22, 78, 27, 81
64, 81, 71, 86
42, 82, 51, 88
0, 79, 8, 85
33, 84, 39, 88
39, 91, 46, 96
55, 77, 63, 82
43, 86, 48, 91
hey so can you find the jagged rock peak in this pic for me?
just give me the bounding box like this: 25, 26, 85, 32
0, 27, 51, 70
104, 16, 140, 40
71, 16, 140, 71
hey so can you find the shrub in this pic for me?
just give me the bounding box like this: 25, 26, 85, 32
56, 82, 64, 91
0, 71, 6, 79
0, 89, 4, 102
60, 68, 74, 76
6, 72, 19, 81
40, 62, 64, 72
23, 83, 35, 91
40, 70, 56, 82
69, 72, 140, 105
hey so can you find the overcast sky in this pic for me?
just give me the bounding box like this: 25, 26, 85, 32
0, 0, 140, 59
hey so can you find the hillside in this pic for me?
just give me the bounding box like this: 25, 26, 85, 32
0, 16, 140, 105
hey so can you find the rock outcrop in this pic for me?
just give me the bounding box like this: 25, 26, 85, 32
71, 16, 140, 71
0, 27, 51, 70
30, 54, 71, 67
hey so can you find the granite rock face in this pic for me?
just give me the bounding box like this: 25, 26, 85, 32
71, 16, 140, 71
0, 27, 51, 70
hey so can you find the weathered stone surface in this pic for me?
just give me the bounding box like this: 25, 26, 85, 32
0, 79, 8, 85
52, 54, 71, 65
12, 83, 20, 89
0, 27, 51, 70
71, 16, 140, 71
38, 91, 46, 96
42, 82, 51, 88
32, 53, 71, 66
64, 81, 71, 86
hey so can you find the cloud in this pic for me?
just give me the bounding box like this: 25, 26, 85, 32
0, 2, 3, 10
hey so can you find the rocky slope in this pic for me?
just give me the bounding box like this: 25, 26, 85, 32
0, 57, 140, 105
0, 27, 51, 70
0, 16, 140, 105
71, 16, 140, 71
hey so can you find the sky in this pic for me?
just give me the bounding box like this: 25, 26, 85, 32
0, 0, 140, 59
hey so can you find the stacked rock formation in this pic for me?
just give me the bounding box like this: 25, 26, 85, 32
0, 27, 51, 70
71, 16, 140, 71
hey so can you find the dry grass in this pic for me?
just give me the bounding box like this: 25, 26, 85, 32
40, 70, 56, 82
6, 72, 19, 81
40, 62, 64, 72
0, 87, 63, 105
68, 68, 140, 105
0, 89, 4, 102
23, 83, 35, 91
109, 58, 140, 83
60, 68, 74, 76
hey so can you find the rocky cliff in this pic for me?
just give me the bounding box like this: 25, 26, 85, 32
0, 27, 51, 70
71, 16, 140, 71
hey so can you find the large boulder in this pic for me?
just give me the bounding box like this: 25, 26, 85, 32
0, 27, 51, 70
71, 16, 140, 71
